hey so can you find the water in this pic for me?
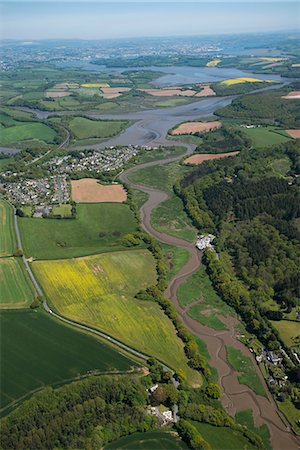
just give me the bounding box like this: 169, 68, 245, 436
56, 61, 283, 86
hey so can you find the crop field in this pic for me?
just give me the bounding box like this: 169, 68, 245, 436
170, 121, 221, 135
220, 77, 271, 86
71, 179, 127, 203
32, 250, 201, 385
271, 320, 300, 348
192, 422, 256, 450
106, 431, 188, 450
184, 152, 239, 165
19, 203, 138, 259
286, 129, 300, 138
243, 126, 291, 147
0, 200, 16, 256
0, 310, 137, 412
0, 123, 57, 145
0, 258, 35, 309
206, 59, 222, 67
177, 267, 234, 330
226, 346, 266, 397
81, 83, 110, 88
68, 117, 129, 140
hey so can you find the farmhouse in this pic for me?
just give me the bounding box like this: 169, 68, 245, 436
196, 234, 216, 251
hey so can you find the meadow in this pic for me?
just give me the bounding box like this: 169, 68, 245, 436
0, 310, 137, 412
192, 422, 256, 450
235, 409, 271, 450
243, 126, 291, 147
68, 117, 130, 142
32, 250, 201, 385
0, 258, 35, 309
106, 431, 188, 450
19, 203, 138, 259
129, 161, 196, 242
0, 200, 16, 256
177, 267, 234, 330
0, 123, 57, 145
271, 320, 299, 348
226, 346, 266, 397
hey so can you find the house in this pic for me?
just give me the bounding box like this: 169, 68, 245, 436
196, 234, 216, 251
267, 351, 283, 366
149, 384, 158, 393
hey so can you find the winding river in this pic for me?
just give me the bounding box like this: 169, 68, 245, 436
7, 94, 300, 448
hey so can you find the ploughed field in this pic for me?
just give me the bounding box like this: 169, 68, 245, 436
0, 310, 136, 412
71, 179, 127, 203
0, 258, 35, 309
184, 152, 239, 165
0, 200, 16, 256
32, 249, 201, 385
18, 203, 138, 259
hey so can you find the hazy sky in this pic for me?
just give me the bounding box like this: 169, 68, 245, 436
1, 1, 299, 40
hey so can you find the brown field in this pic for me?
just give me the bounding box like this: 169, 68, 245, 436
286, 130, 300, 139
195, 85, 216, 97
45, 91, 71, 98
139, 88, 196, 97
171, 121, 221, 135
71, 178, 127, 203
101, 87, 130, 99
282, 91, 300, 99
55, 82, 79, 89
184, 151, 239, 165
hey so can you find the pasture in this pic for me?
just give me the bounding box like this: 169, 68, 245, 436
51, 204, 72, 217
0, 123, 57, 145
33, 250, 200, 385
271, 320, 299, 348
19, 203, 138, 259
106, 431, 188, 450
243, 126, 291, 147
71, 179, 127, 203
68, 117, 129, 141
0, 310, 137, 412
226, 346, 266, 397
0, 258, 35, 309
0, 200, 16, 256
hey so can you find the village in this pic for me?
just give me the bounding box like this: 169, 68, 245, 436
43, 145, 146, 175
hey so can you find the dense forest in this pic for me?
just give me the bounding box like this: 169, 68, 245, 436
194, 125, 251, 154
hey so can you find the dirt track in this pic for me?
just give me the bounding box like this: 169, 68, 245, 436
120, 151, 300, 450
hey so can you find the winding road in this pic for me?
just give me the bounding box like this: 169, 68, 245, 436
8, 93, 300, 448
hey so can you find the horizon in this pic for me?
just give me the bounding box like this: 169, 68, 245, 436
1, 1, 299, 40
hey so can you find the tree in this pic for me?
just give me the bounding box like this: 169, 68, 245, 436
205, 383, 221, 399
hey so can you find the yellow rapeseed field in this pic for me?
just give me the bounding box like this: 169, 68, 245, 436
33, 249, 201, 386
81, 83, 110, 88
206, 59, 222, 67
220, 77, 271, 86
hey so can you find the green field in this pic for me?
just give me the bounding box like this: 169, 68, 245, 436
226, 346, 267, 397
0, 258, 35, 309
192, 422, 256, 450
243, 126, 291, 147
277, 399, 300, 434
106, 431, 188, 450
0, 123, 57, 145
162, 243, 190, 283
33, 250, 201, 385
154, 98, 190, 107
19, 203, 138, 259
0, 309, 137, 412
177, 266, 235, 330
235, 409, 271, 449
0, 200, 16, 256
271, 320, 300, 348
129, 161, 196, 242
69, 117, 129, 141
52, 204, 72, 217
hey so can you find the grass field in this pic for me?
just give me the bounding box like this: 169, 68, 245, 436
129, 161, 196, 242
235, 409, 271, 449
226, 346, 267, 397
177, 266, 235, 330
19, 203, 138, 259
276, 399, 300, 434
0, 310, 137, 412
51, 204, 72, 217
106, 431, 188, 450
69, 117, 129, 140
271, 320, 300, 348
192, 422, 256, 450
243, 126, 291, 147
0, 123, 56, 145
0, 258, 35, 309
162, 243, 190, 283
154, 98, 189, 107
33, 250, 201, 385
0, 200, 16, 256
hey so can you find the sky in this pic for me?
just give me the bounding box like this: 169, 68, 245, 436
0, 1, 299, 40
